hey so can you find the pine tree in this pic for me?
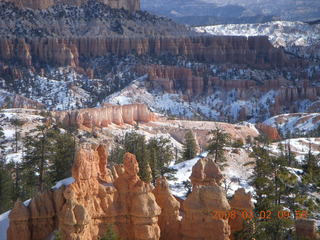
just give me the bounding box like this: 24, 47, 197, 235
247, 143, 309, 239
207, 128, 230, 167
0, 162, 14, 213
147, 137, 175, 182
182, 130, 198, 161
22, 125, 53, 193
10, 118, 24, 153
109, 132, 176, 183
48, 128, 75, 183
302, 144, 320, 188
21, 124, 76, 196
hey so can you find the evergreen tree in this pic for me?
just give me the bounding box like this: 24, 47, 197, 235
0, 162, 14, 213
147, 137, 175, 182
108, 144, 126, 166
207, 128, 230, 167
108, 132, 176, 183
48, 128, 75, 183
22, 124, 53, 193
21, 124, 76, 197
302, 144, 320, 189
10, 118, 24, 153
0, 126, 4, 151
182, 130, 198, 161
247, 142, 313, 239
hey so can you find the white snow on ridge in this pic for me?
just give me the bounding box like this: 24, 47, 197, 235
195, 21, 320, 48
168, 152, 208, 198
263, 112, 320, 135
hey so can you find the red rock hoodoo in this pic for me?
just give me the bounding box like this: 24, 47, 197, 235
7, 146, 162, 240
153, 177, 181, 240
182, 157, 231, 240
7, 147, 253, 240
295, 219, 319, 240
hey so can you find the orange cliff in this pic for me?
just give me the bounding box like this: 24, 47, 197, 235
53, 103, 156, 129
0, 36, 302, 69
8, 146, 162, 240
7, 145, 256, 240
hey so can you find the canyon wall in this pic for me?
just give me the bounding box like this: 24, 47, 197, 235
137, 64, 319, 99
137, 64, 320, 117
1, 0, 140, 12
53, 103, 155, 129
0, 36, 301, 69
7, 145, 255, 240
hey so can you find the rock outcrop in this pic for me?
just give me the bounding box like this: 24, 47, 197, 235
190, 157, 224, 186
295, 219, 319, 240
8, 146, 162, 240
153, 177, 181, 240
256, 123, 281, 141
181, 157, 231, 240
7, 201, 31, 240
0, 36, 300, 68
54, 103, 155, 129
2, 0, 140, 12
229, 188, 254, 240
7, 189, 65, 240
137, 65, 318, 99
114, 153, 161, 240
181, 184, 231, 240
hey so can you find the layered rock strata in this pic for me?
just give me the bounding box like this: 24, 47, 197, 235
1, 0, 140, 12
137, 65, 318, 99
54, 103, 155, 129
0, 36, 299, 68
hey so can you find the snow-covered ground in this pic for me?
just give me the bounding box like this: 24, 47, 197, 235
168, 149, 254, 199
269, 137, 320, 162
105, 78, 315, 123
0, 109, 45, 163
195, 21, 320, 48
195, 21, 320, 59
264, 113, 320, 136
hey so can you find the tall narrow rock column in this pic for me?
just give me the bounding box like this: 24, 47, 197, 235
153, 177, 181, 240
181, 157, 231, 240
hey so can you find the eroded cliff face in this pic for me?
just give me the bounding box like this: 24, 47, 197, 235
0, 36, 299, 68
7, 145, 256, 240
8, 146, 162, 240
53, 103, 155, 129
2, 0, 140, 12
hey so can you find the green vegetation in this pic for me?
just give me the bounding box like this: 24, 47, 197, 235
207, 128, 230, 168
246, 139, 320, 239
0, 122, 76, 213
109, 131, 176, 183
182, 130, 198, 161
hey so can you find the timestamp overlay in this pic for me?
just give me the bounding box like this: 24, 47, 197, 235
207, 210, 308, 220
